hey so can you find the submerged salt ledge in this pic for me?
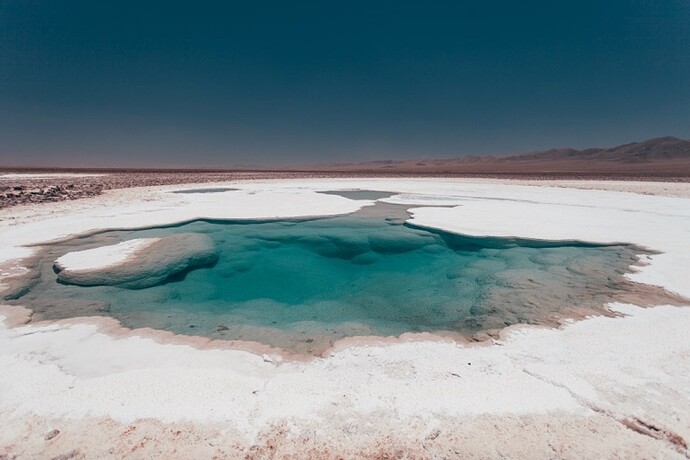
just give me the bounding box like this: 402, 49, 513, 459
54, 233, 218, 289
1, 179, 690, 456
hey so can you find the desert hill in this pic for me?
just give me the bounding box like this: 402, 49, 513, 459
301, 137, 690, 176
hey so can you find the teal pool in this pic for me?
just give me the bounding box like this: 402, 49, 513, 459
11, 201, 647, 354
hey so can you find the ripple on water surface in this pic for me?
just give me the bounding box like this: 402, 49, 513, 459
10, 200, 663, 355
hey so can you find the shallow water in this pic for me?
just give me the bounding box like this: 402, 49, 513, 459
11, 201, 651, 354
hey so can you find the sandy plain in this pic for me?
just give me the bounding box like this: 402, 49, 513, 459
1, 176, 690, 459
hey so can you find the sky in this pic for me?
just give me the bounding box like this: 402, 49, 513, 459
1, 0, 689, 168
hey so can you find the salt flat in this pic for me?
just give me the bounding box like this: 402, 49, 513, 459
1, 178, 689, 458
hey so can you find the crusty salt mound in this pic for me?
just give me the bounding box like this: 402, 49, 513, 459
54, 233, 218, 289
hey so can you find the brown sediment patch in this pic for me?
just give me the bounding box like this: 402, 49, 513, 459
0, 304, 33, 328
1, 410, 687, 459
0, 252, 43, 301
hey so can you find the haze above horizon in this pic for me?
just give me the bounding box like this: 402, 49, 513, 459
1, 1, 689, 168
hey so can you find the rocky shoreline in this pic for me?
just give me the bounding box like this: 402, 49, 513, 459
0, 171, 287, 208
3, 169, 690, 209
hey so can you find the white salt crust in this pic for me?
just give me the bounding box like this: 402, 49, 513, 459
1, 178, 689, 457
54, 238, 160, 272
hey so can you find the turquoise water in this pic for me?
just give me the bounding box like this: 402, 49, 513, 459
13, 201, 644, 354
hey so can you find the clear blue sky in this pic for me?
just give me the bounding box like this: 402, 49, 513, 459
1, 1, 689, 167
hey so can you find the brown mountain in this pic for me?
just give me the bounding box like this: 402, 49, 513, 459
509, 137, 689, 162
298, 137, 690, 177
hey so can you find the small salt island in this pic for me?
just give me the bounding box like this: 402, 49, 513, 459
54, 234, 218, 289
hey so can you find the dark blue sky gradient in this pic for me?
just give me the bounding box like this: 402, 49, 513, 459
1, 1, 689, 167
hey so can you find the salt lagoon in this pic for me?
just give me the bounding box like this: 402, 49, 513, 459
9, 199, 670, 355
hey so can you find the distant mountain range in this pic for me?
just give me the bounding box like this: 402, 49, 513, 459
297, 137, 690, 176
3, 136, 688, 178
